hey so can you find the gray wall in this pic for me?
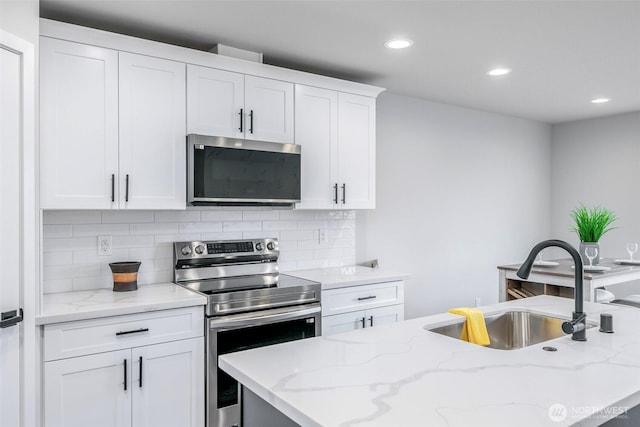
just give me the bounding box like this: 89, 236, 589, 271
551, 111, 640, 297
0, 0, 39, 44
357, 92, 552, 319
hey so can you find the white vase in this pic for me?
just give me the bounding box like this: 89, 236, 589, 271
579, 242, 600, 265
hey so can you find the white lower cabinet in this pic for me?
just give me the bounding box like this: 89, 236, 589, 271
43, 307, 204, 427
321, 281, 405, 336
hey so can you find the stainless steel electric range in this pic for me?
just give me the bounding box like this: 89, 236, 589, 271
173, 238, 321, 427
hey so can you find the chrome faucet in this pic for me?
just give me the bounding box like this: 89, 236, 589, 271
516, 239, 587, 341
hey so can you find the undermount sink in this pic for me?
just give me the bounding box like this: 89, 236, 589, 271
427, 310, 594, 350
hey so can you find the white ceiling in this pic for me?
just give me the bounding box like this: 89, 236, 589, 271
40, 0, 640, 124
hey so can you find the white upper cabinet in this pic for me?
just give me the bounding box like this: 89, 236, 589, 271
295, 86, 376, 209
119, 53, 186, 210
40, 37, 119, 209
40, 38, 186, 210
294, 85, 338, 209
244, 75, 294, 143
186, 65, 244, 138
187, 67, 294, 143
337, 93, 376, 209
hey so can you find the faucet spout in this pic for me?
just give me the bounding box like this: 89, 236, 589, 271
516, 239, 586, 341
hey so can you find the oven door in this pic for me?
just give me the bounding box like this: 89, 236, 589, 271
207, 303, 321, 427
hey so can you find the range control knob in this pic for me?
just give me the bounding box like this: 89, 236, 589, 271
255, 242, 264, 251
267, 242, 276, 250
194, 244, 205, 255
181, 245, 192, 256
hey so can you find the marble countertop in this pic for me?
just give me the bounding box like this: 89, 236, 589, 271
285, 265, 409, 290
220, 296, 640, 426
37, 282, 207, 325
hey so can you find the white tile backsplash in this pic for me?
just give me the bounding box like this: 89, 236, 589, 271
42, 209, 357, 293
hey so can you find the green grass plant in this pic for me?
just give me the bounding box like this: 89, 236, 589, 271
570, 205, 618, 242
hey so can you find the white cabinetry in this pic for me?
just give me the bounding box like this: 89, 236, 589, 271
43, 307, 204, 427
40, 37, 119, 209
187, 65, 294, 143
295, 85, 376, 209
119, 53, 186, 210
321, 281, 404, 336
40, 38, 186, 210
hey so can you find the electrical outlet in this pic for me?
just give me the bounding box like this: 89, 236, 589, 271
318, 228, 328, 243
475, 297, 482, 307
98, 235, 112, 256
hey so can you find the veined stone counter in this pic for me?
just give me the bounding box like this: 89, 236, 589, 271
220, 295, 640, 426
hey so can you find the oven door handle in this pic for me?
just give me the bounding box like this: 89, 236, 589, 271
208, 304, 321, 329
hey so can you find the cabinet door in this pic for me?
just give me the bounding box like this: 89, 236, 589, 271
131, 338, 205, 427
119, 52, 186, 210
44, 350, 132, 427
294, 85, 338, 209
337, 93, 376, 209
40, 37, 119, 209
367, 304, 404, 328
321, 310, 367, 336
245, 76, 294, 143
187, 65, 244, 138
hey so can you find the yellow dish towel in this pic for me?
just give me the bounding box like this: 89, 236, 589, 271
447, 307, 490, 346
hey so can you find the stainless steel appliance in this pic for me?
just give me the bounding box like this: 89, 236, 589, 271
173, 238, 320, 427
187, 134, 301, 206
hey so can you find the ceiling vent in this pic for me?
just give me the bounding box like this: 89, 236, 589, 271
209, 44, 263, 63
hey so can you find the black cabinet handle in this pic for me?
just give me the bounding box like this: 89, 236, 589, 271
360, 317, 366, 328
125, 174, 130, 202
239, 108, 243, 132
0, 308, 23, 328
357, 295, 377, 301
123, 359, 127, 391
341, 183, 346, 204
116, 328, 149, 336
369, 316, 374, 327
333, 183, 338, 204
111, 174, 115, 202
138, 356, 143, 388
249, 110, 254, 134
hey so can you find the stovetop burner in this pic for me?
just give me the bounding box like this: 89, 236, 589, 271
173, 238, 320, 316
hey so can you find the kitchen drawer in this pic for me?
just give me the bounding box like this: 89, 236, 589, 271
44, 306, 203, 361
321, 281, 404, 316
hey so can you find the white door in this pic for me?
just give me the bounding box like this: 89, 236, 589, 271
337, 93, 376, 209
119, 52, 186, 210
131, 338, 204, 427
321, 310, 367, 336
0, 29, 35, 427
43, 350, 132, 427
294, 85, 338, 209
40, 37, 119, 209
187, 65, 245, 138
367, 305, 405, 328
245, 76, 294, 143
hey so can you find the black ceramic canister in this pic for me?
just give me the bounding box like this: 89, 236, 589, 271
109, 261, 141, 292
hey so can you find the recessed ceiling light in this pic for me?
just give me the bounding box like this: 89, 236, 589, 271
384, 39, 413, 49
591, 98, 611, 104
487, 68, 512, 76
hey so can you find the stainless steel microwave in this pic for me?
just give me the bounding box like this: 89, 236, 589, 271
187, 134, 301, 206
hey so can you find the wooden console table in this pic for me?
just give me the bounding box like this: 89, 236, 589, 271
497, 259, 640, 302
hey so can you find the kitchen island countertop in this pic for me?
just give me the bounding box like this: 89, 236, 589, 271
220, 295, 640, 426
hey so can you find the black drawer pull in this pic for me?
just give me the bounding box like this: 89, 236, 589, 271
357, 296, 377, 301
116, 328, 149, 336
